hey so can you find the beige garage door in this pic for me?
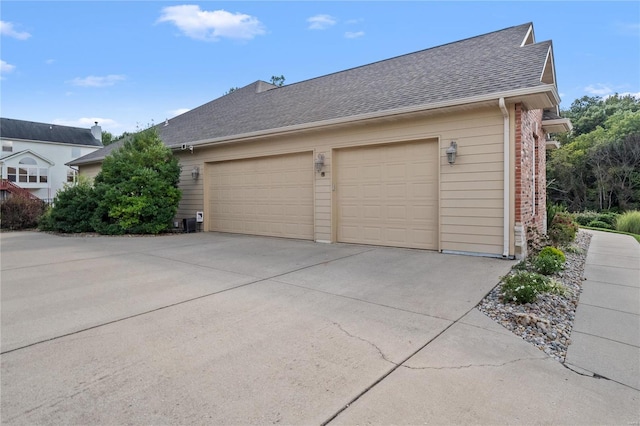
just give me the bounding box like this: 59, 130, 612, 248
336, 140, 438, 249
208, 152, 314, 240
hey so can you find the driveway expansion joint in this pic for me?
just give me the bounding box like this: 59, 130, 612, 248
0, 245, 379, 355
560, 362, 640, 391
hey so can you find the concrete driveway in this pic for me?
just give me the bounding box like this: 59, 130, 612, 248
1, 232, 638, 424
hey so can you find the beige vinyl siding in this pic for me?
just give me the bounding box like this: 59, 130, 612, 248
77, 163, 102, 180
175, 155, 204, 221
439, 109, 504, 255
174, 105, 504, 254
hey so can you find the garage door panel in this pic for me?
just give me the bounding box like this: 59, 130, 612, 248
208, 152, 314, 240
337, 140, 438, 250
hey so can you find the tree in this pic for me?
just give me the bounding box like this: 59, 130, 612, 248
270, 75, 285, 86
225, 87, 239, 95
102, 131, 114, 146
92, 128, 182, 234
562, 94, 640, 138
547, 96, 640, 212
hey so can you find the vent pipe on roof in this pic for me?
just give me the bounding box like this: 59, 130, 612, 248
91, 121, 102, 142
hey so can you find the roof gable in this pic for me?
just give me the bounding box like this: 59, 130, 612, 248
540, 45, 556, 85
0, 118, 103, 147
0, 149, 55, 165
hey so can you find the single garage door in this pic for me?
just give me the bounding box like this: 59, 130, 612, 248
336, 140, 438, 249
208, 152, 314, 239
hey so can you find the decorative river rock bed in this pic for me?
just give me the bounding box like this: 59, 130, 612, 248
477, 231, 592, 362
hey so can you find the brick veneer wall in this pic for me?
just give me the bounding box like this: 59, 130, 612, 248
514, 104, 546, 254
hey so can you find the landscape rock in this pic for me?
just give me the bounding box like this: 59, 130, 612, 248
478, 231, 592, 362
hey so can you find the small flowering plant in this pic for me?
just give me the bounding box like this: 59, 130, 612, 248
501, 271, 551, 304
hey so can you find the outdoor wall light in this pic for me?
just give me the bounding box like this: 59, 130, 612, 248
314, 153, 325, 173
191, 166, 200, 180
446, 141, 458, 165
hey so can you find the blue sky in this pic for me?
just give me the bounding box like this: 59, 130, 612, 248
1, 1, 639, 135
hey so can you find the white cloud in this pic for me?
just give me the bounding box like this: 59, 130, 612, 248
307, 14, 337, 30
1, 59, 16, 74
169, 108, 190, 117
53, 117, 118, 129
584, 83, 613, 96
68, 74, 126, 87
345, 18, 363, 25
604, 91, 640, 100
345, 31, 365, 39
0, 21, 31, 40
616, 22, 640, 36
45, 59, 55, 65
158, 5, 265, 41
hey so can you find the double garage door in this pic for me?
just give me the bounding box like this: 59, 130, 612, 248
207, 140, 438, 249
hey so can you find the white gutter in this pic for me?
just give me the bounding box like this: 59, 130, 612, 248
499, 97, 510, 258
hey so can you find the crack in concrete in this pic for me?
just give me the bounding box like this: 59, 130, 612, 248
401, 356, 547, 371
331, 321, 398, 366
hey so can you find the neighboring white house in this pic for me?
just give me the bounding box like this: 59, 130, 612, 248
0, 118, 103, 201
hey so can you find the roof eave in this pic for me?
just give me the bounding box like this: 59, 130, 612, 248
542, 117, 572, 133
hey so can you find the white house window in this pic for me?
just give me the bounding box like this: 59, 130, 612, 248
2, 141, 12, 153
67, 169, 77, 183
7, 167, 16, 182
71, 147, 81, 158
16, 157, 48, 184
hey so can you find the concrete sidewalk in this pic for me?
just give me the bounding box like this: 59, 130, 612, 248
565, 230, 640, 390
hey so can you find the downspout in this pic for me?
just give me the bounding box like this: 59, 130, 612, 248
499, 98, 510, 258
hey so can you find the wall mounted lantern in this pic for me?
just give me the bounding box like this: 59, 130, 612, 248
191, 166, 200, 180
314, 153, 325, 173
446, 141, 458, 165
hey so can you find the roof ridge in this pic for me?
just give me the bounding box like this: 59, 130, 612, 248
0, 117, 91, 132
280, 23, 534, 90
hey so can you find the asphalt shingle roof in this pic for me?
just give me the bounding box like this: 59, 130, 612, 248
72, 23, 555, 165
0, 118, 103, 147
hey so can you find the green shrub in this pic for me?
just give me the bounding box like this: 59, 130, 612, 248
539, 246, 566, 263
574, 211, 599, 226
548, 212, 578, 247
91, 128, 182, 235
501, 272, 550, 304
0, 196, 46, 230
586, 220, 613, 230
616, 211, 640, 235
598, 212, 619, 227
574, 211, 619, 227
39, 178, 97, 233
533, 246, 566, 275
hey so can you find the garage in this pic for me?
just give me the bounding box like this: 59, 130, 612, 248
207, 152, 314, 239
335, 140, 439, 249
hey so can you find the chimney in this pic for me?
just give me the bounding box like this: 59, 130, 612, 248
91, 121, 102, 142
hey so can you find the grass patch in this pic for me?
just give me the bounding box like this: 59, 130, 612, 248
580, 226, 640, 244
